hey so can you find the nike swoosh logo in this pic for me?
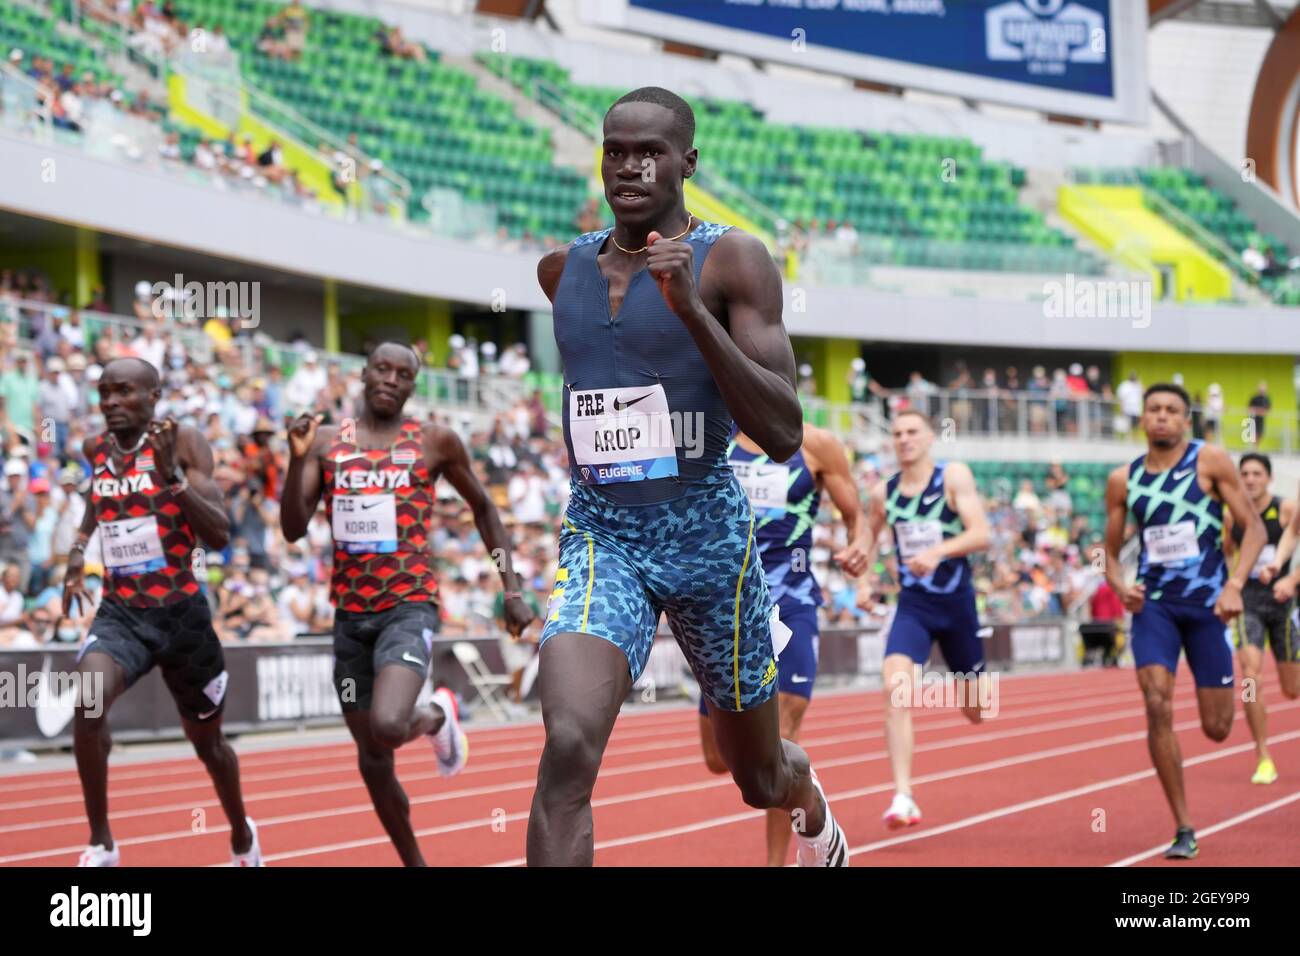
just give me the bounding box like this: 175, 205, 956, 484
125, 523, 147, 534
754, 467, 782, 478
35, 655, 78, 737
401, 652, 424, 665
1221, 676, 1233, 685
1173, 469, 1194, 480
361, 500, 385, 510
195, 708, 219, 720
922, 494, 942, 505
790, 675, 809, 684
613, 393, 652, 411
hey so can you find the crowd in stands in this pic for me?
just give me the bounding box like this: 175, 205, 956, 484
0, 265, 1127, 664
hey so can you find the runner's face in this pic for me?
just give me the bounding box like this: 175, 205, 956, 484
1141, 393, 1188, 449
1239, 462, 1270, 500
602, 103, 695, 229
98, 369, 156, 433
362, 346, 416, 417
891, 416, 932, 466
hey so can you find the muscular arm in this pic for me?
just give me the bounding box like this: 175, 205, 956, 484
805, 425, 864, 548
1102, 466, 1130, 592
936, 462, 990, 560
174, 426, 232, 551
860, 482, 889, 568
1273, 488, 1300, 575
692, 231, 802, 461
280, 424, 332, 542
429, 425, 522, 595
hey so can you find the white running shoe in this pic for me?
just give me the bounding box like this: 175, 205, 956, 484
78, 844, 120, 867
429, 687, 468, 777
795, 770, 849, 867
232, 817, 263, 867
883, 792, 922, 830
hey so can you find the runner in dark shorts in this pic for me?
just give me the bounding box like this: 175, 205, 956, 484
280, 342, 533, 867
1103, 383, 1266, 859
1225, 452, 1300, 785
63, 358, 261, 867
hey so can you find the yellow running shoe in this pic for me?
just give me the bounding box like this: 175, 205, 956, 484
1251, 758, 1278, 785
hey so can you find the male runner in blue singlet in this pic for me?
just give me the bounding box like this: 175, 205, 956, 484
1104, 383, 1265, 859
527, 87, 848, 866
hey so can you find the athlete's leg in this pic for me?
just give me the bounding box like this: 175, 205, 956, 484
367, 663, 444, 749
705, 694, 825, 839
526, 633, 630, 866
1280, 662, 1300, 700
762, 691, 810, 866
935, 591, 988, 725
1237, 641, 1269, 761
1273, 607, 1300, 699
882, 652, 920, 796
1137, 664, 1190, 829
73, 651, 126, 850
344, 709, 425, 866
699, 709, 728, 775
181, 714, 253, 854
1182, 606, 1235, 742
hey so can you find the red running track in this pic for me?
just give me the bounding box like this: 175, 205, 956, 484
2, 665, 1299, 867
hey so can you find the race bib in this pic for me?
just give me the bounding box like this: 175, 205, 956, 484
1251, 544, 1278, 581
731, 461, 789, 518
333, 494, 398, 553
569, 384, 678, 485
100, 517, 166, 574
1143, 521, 1199, 564
896, 520, 943, 560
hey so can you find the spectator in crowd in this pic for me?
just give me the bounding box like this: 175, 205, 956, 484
1204, 382, 1224, 443
1116, 371, 1143, 436
284, 350, 326, 413
1248, 380, 1271, 443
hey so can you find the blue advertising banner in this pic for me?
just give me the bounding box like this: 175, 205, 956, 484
584, 0, 1147, 122
629, 0, 1113, 96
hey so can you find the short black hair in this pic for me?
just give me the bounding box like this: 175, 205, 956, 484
1240, 452, 1272, 475
605, 87, 695, 151
102, 356, 160, 389
369, 341, 420, 370
1143, 382, 1190, 412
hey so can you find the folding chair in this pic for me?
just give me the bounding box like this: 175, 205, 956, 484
451, 642, 512, 721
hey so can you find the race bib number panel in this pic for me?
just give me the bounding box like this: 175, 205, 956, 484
1143, 521, 1199, 565
570, 384, 678, 485
731, 461, 789, 517
896, 520, 943, 560
333, 494, 398, 553
1251, 544, 1277, 581
100, 517, 166, 575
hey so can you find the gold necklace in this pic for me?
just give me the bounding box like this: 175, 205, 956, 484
610, 215, 694, 254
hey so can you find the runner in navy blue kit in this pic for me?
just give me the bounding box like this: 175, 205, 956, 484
1104, 383, 1265, 860
527, 87, 848, 867
697, 424, 870, 865
855, 409, 991, 829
